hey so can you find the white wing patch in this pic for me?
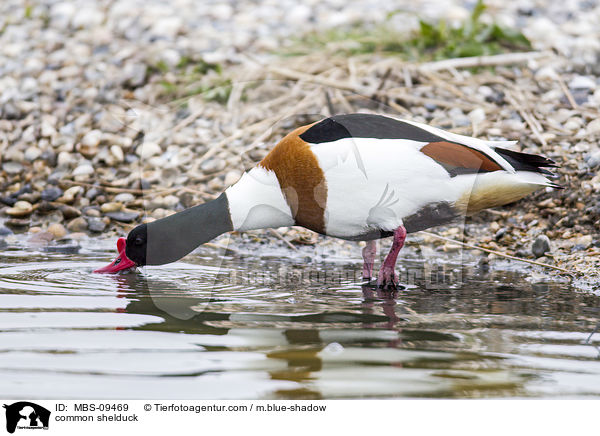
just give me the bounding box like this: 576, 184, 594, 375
311, 137, 463, 238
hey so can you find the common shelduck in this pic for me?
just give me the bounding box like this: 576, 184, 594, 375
95, 113, 559, 288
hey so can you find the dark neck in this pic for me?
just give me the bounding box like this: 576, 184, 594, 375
145, 193, 233, 265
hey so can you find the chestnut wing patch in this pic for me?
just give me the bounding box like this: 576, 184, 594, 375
421, 141, 503, 177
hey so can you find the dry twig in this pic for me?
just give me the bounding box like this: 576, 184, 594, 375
420, 231, 576, 277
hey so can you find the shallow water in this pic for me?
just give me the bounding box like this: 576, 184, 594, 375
1, 242, 599, 399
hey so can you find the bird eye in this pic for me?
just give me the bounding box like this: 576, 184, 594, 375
135, 236, 144, 245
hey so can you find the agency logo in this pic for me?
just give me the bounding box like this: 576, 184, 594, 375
3, 402, 50, 434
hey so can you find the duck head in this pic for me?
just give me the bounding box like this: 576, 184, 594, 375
93, 225, 147, 274
93, 193, 234, 274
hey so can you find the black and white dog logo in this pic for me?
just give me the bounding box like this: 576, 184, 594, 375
3, 402, 50, 434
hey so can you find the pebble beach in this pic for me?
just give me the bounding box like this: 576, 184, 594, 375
1, 0, 599, 289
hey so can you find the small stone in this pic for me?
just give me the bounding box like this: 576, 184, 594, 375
105, 211, 140, 223
87, 217, 107, 232
72, 163, 94, 176
100, 202, 123, 213
18, 193, 40, 204
113, 193, 135, 203
150, 16, 182, 39
569, 76, 596, 90
41, 121, 57, 138
24, 146, 42, 161
224, 170, 241, 186
85, 187, 102, 200
535, 66, 558, 80
0, 196, 16, 206
67, 232, 88, 241
41, 187, 63, 202
59, 186, 82, 203
28, 231, 55, 245
81, 129, 102, 147
110, 145, 124, 162
47, 223, 67, 239
44, 242, 80, 254
76, 144, 98, 159
468, 108, 485, 125
571, 235, 593, 248
200, 158, 225, 173
532, 235, 551, 258
84, 208, 101, 217
136, 142, 162, 159
5, 218, 30, 227
2, 162, 23, 174
0, 226, 12, 236
59, 204, 81, 220
208, 178, 223, 191
57, 151, 74, 167
122, 63, 147, 87
6, 201, 33, 217
494, 228, 508, 241
586, 119, 600, 136
66, 217, 88, 232
161, 195, 180, 208
72, 6, 103, 28
585, 151, 600, 169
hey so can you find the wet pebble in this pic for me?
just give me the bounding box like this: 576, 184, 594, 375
87, 217, 107, 233
105, 211, 140, 223
44, 242, 80, 254
532, 235, 551, 258
66, 217, 88, 232
47, 223, 67, 239
28, 231, 55, 245
5, 218, 31, 227
59, 205, 81, 220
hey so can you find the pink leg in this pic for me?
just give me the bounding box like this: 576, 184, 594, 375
361, 240, 377, 280
376, 226, 407, 289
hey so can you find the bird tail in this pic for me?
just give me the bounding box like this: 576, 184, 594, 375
493, 146, 561, 188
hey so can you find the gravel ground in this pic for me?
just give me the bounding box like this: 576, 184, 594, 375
0, 0, 599, 289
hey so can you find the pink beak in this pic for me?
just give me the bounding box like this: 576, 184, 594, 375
94, 237, 137, 274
